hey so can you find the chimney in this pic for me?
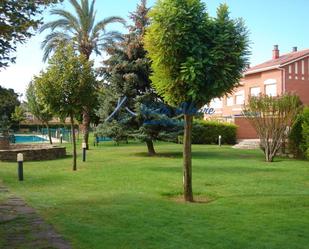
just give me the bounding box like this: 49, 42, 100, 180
272, 45, 279, 59
292, 46, 298, 52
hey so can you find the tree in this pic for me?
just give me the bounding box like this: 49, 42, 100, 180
36, 44, 96, 170
244, 94, 302, 162
26, 81, 53, 144
11, 105, 25, 129
0, 86, 20, 138
40, 0, 125, 149
96, 87, 131, 145
0, 0, 62, 69
0, 86, 20, 119
98, 0, 180, 155
0, 115, 10, 138
144, 0, 249, 201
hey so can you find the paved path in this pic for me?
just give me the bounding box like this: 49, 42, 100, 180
0, 184, 72, 249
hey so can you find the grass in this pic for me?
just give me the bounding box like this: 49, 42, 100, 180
0, 141, 308, 249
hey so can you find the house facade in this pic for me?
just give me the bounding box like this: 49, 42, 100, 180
206, 45, 309, 139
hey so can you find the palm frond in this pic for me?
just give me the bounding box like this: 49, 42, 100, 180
40, 0, 125, 60
69, 0, 84, 21
89, 0, 96, 18
49, 9, 80, 32
39, 19, 71, 32
81, 0, 90, 15
43, 43, 57, 62
41, 32, 71, 61
88, 1, 97, 33
92, 16, 126, 36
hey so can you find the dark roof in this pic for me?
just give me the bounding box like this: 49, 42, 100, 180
245, 48, 309, 75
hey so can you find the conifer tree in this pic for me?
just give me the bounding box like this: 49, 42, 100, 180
98, 0, 181, 155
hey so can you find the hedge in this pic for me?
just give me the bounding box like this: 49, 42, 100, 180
289, 106, 309, 159
179, 120, 237, 145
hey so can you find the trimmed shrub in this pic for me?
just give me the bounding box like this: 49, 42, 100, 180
289, 106, 309, 159
302, 107, 309, 159
191, 120, 237, 145
289, 114, 304, 158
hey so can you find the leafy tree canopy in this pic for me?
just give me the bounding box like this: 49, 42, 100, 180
35, 44, 96, 120
0, 85, 20, 119
144, 0, 250, 108
26, 81, 53, 125
0, 0, 62, 68
11, 105, 25, 124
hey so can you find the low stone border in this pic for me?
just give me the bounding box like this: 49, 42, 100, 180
0, 144, 66, 162
0, 137, 10, 150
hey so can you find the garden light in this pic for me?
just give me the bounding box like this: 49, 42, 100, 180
17, 153, 24, 181
82, 142, 87, 162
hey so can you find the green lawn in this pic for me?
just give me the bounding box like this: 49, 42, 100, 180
0, 141, 308, 249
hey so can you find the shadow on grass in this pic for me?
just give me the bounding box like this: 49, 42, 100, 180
135, 149, 262, 160
146, 164, 281, 174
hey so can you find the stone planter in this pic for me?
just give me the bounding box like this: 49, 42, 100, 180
0, 136, 10, 150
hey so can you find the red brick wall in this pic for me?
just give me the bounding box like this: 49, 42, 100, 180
234, 117, 258, 139
283, 56, 309, 105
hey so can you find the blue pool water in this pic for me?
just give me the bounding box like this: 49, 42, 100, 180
14, 135, 47, 143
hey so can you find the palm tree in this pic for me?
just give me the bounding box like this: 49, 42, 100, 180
40, 0, 125, 149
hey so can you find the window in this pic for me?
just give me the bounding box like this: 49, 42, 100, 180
235, 94, 245, 105
250, 87, 261, 96
227, 96, 234, 106
302, 60, 305, 77
265, 84, 277, 96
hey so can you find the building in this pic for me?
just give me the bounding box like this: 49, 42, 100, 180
207, 45, 309, 139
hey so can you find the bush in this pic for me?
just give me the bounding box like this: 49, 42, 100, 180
191, 120, 237, 145
96, 121, 129, 145
289, 106, 309, 159
302, 107, 309, 159
289, 114, 304, 158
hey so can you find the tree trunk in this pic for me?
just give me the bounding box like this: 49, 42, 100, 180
146, 139, 156, 156
82, 107, 90, 150
45, 123, 52, 144
265, 148, 274, 162
70, 114, 77, 171
183, 114, 193, 202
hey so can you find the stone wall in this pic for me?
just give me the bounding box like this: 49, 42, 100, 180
0, 144, 66, 162
0, 137, 10, 150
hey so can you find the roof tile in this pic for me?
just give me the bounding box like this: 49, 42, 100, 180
245, 48, 309, 75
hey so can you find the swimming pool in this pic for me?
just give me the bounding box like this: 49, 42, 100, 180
14, 135, 48, 143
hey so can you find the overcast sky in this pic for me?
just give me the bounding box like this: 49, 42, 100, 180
1, 0, 308, 100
